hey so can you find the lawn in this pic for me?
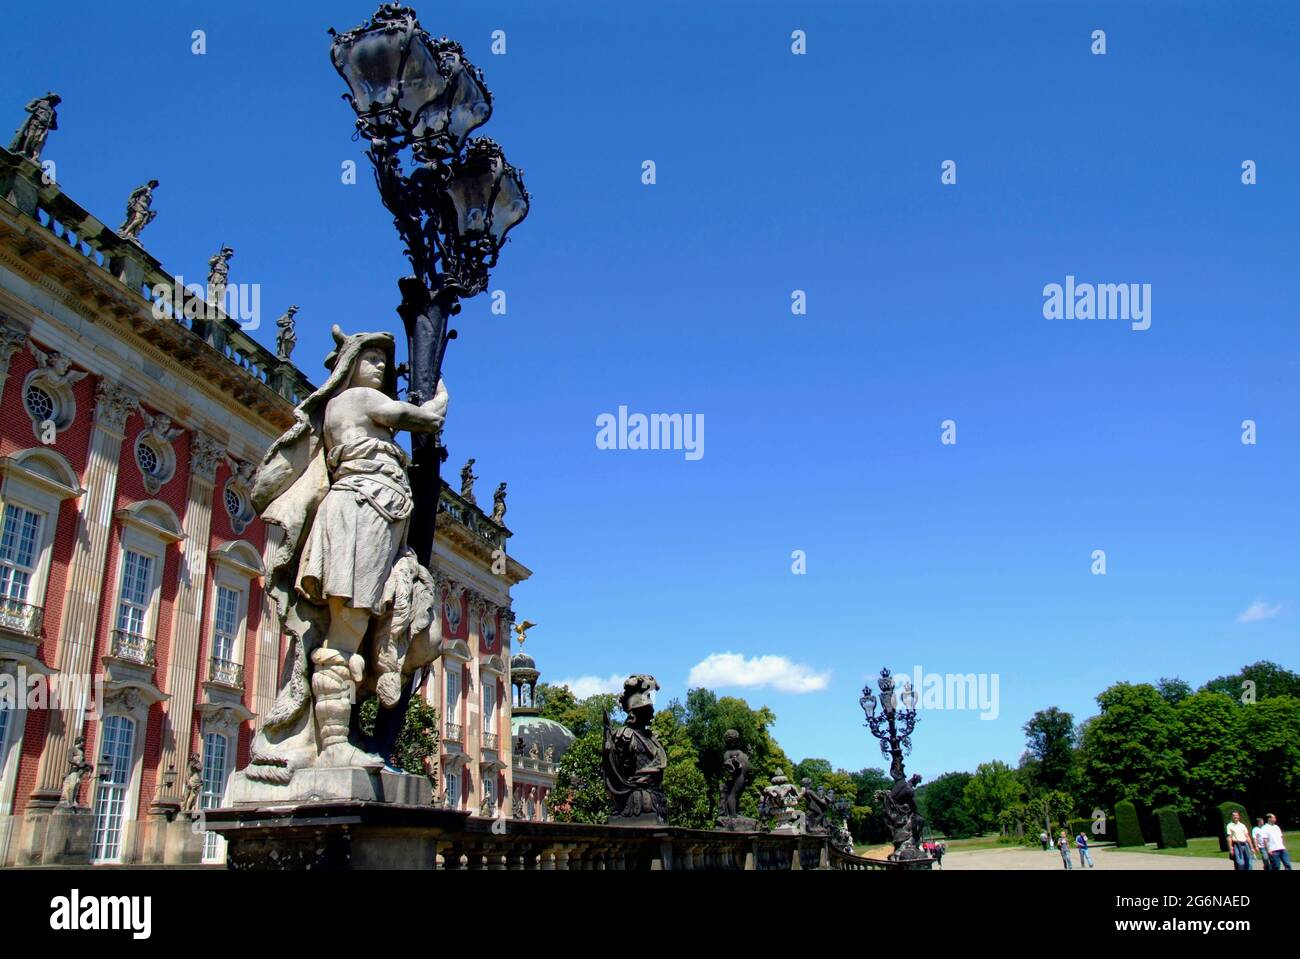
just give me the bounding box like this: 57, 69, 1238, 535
1108, 836, 1229, 860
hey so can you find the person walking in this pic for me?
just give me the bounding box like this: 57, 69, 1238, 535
1253, 817, 1273, 870
1076, 830, 1095, 868
1040, 830, 1051, 851
1226, 810, 1256, 870
1057, 831, 1073, 869
1262, 815, 1291, 871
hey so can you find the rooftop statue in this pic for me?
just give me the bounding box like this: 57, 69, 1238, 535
117, 180, 158, 243
459, 457, 477, 503
9, 93, 60, 161
275, 305, 299, 361
602, 674, 667, 824
490, 481, 507, 525
717, 728, 755, 830
207, 246, 234, 307
240, 325, 448, 785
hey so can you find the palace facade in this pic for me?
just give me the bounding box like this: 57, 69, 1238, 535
0, 136, 529, 865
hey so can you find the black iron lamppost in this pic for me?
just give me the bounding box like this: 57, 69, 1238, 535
861, 667, 929, 862
329, 3, 530, 566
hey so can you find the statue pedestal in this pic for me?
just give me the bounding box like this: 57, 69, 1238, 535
717, 816, 758, 832
163, 814, 206, 864
226, 766, 432, 807
25, 805, 95, 865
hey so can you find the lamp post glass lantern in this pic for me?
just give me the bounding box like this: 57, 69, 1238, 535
860, 668, 929, 862
329, 2, 529, 566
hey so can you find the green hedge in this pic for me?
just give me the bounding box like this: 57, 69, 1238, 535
1217, 801, 1249, 852
1154, 807, 1187, 849
1068, 818, 1092, 842
1115, 800, 1145, 847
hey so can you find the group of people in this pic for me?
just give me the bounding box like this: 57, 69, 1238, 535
1226, 810, 1291, 871
921, 839, 946, 865
1040, 829, 1095, 869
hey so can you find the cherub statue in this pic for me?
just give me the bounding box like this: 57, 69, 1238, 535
490, 481, 507, 525
9, 93, 60, 161
275, 305, 298, 362
117, 180, 158, 242
58, 737, 93, 807
139, 409, 184, 444
29, 344, 87, 388
717, 728, 750, 820
223, 454, 256, 489
459, 457, 478, 503
179, 754, 203, 814
240, 326, 447, 784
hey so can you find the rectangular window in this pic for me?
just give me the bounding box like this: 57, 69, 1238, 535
212, 586, 241, 663
483, 774, 495, 815
482, 683, 495, 733
91, 715, 136, 862
0, 504, 42, 602
445, 771, 459, 810
201, 733, 230, 862
115, 550, 154, 638
446, 669, 459, 717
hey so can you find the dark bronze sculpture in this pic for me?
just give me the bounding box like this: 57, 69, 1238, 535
9, 93, 60, 161
801, 777, 832, 834
717, 728, 755, 830
861, 668, 929, 861
117, 180, 158, 242
602, 674, 666, 824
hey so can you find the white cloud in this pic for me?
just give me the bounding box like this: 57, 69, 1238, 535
687, 652, 830, 694
556, 673, 626, 699
1237, 600, 1282, 624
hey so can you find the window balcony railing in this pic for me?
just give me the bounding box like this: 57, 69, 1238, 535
443, 722, 463, 744
0, 596, 43, 637
482, 732, 499, 751
513, 756, 557, 775
110, 629, 156, 666
207, 657, 244, 690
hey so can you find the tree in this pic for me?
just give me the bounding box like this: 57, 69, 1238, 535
918, 771, 978, 838
1175, 690, 1246, 826
963, 760, 1024, 831
358, 692, 438, 784
1202, 661, 1300, 703
794, 757, 833, 789
551, 729, 608, 824
679, 688, 788, 818
536, 682, 619, 738
1077, 682, 1186, 814
1237, 696, 1300, 824
849, 767, 892, 842
652, 705, 712, 828
1022, 707, 1076, 792
1156, 677, 1192, 706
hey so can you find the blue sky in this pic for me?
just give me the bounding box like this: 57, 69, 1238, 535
4, 0, 1298, 779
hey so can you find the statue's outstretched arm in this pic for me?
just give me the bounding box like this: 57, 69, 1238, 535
371, 379, 448, 434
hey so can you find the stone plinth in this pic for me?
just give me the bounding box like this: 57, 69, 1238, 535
225, 766, 432, 807
20, 805, 95, 865
717, 815, 758, 832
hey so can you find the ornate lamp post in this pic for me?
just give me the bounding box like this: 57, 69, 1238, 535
860, 667, 929, 862
329, 3, 529, 565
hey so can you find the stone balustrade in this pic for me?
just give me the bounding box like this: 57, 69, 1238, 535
203, 800, 925, 871
109, 628, 155, 667
0, 596, 42, 637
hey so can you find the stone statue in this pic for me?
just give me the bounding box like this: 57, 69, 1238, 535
206, 246, 234, 307
527, 786, 537, 818
759, 774, 805, 834
29, 344, 87, 388
9, 93, 60, 161
58, 737, 93, 807
139, 409, 184, 445
801, 777, 832, 833
877, 772, 926, 861
490, 481, 507, 525
512, 791, 525, 819
527, 740, 539, 760
239, 325, 448, 784
179, 754, 203, 814
602, 674, 667, 824
717, 729, 751, 826
831, 822, 854, 855
459, 457, 477, 503
117, 180, 158, 242
275, 305, 298, 361
542, 744, 554, 764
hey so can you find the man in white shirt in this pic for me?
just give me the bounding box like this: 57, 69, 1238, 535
1226, 811, 1255, 870
1252, 818, 1272, 870
1262, 815, 1291, 871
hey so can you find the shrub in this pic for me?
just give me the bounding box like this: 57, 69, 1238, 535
1217, 801, 1249, 852
1069, 818, 1094, 842
1115, 800, 1145, 847
1154, 806, 1187, 848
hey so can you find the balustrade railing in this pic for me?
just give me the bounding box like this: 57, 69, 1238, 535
443, 722, 463, 744
0, 596, 43, 637
208, 657, 245, 690
481, 732, 499, 751
110, 629, 156, 666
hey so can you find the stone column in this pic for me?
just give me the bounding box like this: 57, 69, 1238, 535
251, 525, 283, 721
0, 316, 29, 398
154, 432, 223, 806
29, 379, 138, 802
